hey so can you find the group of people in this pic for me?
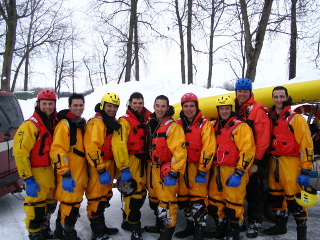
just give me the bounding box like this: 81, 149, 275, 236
13, 78, 314, 240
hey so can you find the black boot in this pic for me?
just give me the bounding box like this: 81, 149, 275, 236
193, 226, 205, 240
263, 213, 288, 236
204, 218, 228, 239
246, 221, 261, 238
158, 227, 175, 240
53, 212, 64, 240
226, 222, 240, 240
28, 232, 44, 240
64, 225, 81, 240
89, 217, 110, 240
144, 217, 162, 233
131, 223, 143, 240
100, 215, 119, 235
296, 219, 307, 240
174, 219, 195, 238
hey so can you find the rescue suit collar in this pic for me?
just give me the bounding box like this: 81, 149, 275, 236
35, 108, 57, 135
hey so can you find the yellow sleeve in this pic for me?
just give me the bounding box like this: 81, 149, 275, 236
111, 117, 130, 170
50, 119, 71, 175
84, 118, 106, 170
291, 114, 314, 170
233, 122, 256, 172
166, 122, 187, 175
198, 121, 216, 172
13, 121, 38, 179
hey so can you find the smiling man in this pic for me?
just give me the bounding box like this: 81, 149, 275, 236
13, 89, 58, 240
50, 93, 87, 239
112, 92, 152, 240
264, 86, 314, 240
175, 93, 216, 240
146, 95, 187, 240
234, 78, 271, 238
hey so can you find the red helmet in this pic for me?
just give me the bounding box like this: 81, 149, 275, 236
181, 93, 198, 104
37, 89, 57, 101
160, 162, 172, 180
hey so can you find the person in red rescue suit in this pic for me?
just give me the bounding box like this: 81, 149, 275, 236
234, 78, 271, 238
49, 93, 87, 240
111, 92, 152, 240
145, 95, 187, 240
174, 93, 216, 240
263, 86, 314, 240
207, 95, 256, 240
13, 89, 59, 240
84, 93, 121, 240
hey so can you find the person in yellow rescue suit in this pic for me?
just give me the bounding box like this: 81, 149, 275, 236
145, 95, 187, 240
174, 93, 216, 240
263, 86, 314, 240
84, 93, 121, 240
50, 93, 87, 240
111, 92, 152, 240
13, 89, 59, 240
207, 95, 256, 240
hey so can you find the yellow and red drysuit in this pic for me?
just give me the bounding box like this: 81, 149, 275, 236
235, 93, 271, 224
208, 116, 255, 224
13, 110, 58, 233
146, 114, 187, 228
84, 110, 120, 219
176, 111, 216, 227
111, 107, 151, 228
50, 110, 88, 228
268, 105, 314, 220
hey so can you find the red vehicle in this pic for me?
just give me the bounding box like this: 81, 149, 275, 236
0, 91, 24, 197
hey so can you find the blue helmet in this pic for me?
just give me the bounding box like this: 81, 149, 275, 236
235, 78, 252, 90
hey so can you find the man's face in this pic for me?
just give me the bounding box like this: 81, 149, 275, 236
104, 103, 119, 117
272, 90, 288, 111
129, 98, 144, 114
218, 105, 232, 121
236, 89, 251, 106
69, 99, 84, 118
39, 100, 55, 117
182, 101, 197, 120
154, 99, 169, 120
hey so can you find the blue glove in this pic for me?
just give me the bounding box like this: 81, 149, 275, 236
120, 168, 132, 182
98, 168, 111, 185
164, 172, 178, 186
61, 171, 76, 193
24, 177, 40, 198
226, 168, 244, 187
296, 169, 311, 187
195, 170, 207, 183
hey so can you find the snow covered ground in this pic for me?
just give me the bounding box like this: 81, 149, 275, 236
3, 70, 320, 239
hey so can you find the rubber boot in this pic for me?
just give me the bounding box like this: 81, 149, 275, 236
263, 215, 288, 235
225, 222, 240, 240
28, 232, 44, 240
174, 219, 195, 238
204, 218, 228, 239
53, 211, 64, 240
144, 217, 162, 233
64, 225, 80, 240
193, 226, 205, 240
296, 219, 307, 240
246, 221, 261, 238
99, 215, 119, 235
89, 217, 111, 240
131, 222, 143, 240
158, 227, 175, 240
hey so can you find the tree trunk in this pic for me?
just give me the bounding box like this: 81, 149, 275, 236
207, 0, 215, 89
240, 0, 273, 81
1, 0, 18, 91
175, 0, 186, 84
133, 0, 139, 81
187, 0, 193, 84
289, 0, 297, 80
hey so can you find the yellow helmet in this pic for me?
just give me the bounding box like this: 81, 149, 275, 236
294, 185, 318, 207
100, 93, 120, 110
216, 95, 234, 111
